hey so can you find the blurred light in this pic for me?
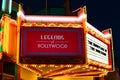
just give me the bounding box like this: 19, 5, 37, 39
9, 0, 12, 14
25, 15, 84, 23
17, 10, 25, 19
2, 0, 12, 14
2, 0, 6, 12
17, 9, 86, 23
0, 52, 2, 60
104, 33, 111, 39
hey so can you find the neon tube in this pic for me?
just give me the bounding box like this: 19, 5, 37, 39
24, 14, 86, 23
17, 10, 87, 23
2, 0, 6, 12
9, 0, 12, 14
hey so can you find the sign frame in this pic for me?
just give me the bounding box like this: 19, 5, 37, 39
20, 27, 86, 64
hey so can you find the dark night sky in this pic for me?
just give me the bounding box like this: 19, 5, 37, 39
86, 0, 120, 59
1, 0, 120, 66
86, 0, 120, 67
86, 1, 120, 54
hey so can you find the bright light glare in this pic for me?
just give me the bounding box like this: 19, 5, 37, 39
25, 16, 78, 22
2, 0, 6, 12
17, 9, 87, 23
17, 11, 25, 19
25, 14, 86, 23
104, 33, 111, 38
9, 0, 12, 14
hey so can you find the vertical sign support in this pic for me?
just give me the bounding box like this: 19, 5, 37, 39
79, 6, 87, 64
16, 4, 22, 64
102, 28, 115, 71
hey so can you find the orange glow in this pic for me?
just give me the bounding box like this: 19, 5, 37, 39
3, 16, 9, 53
88, 59, 112, 69
0, 52, 2, 60
21, 22, 82, 28
2, 16, 17, 61
53, 76, 94, 80
8, 22, 17, 58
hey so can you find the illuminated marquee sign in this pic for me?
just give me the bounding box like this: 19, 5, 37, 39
86, 33, 109, 64
20, 27, 84, 57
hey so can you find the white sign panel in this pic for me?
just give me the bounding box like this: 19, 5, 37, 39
86, 33, 108, 64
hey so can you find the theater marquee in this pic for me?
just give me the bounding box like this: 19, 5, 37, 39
20, 27, 85, 64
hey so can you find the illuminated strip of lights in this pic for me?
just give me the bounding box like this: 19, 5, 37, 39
17, 63, 40, 76
9, 0, 12, 14
44, 66, 78, 77
25, 14, 86, 23
89, 59, 112, 69
2, 0, 6, 12
86, 22, 105, 38
1, 0, 12, 14
17, 10, 87, 23
22, 22, 82, 28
